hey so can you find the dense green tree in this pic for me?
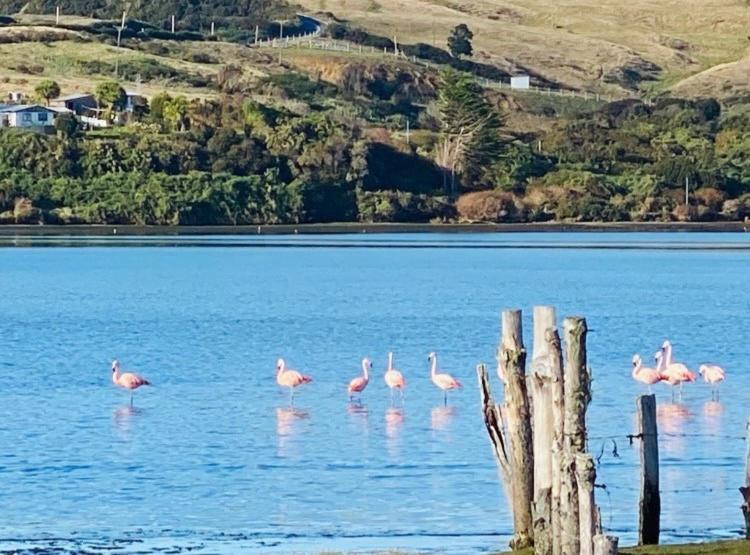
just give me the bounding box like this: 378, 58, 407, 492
447, 24, 473, 58
95, 81, 127, 120
34, 80, 60, 106
436, 69, 503, 192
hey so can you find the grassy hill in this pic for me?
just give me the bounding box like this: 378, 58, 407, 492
298, 0, 750, 99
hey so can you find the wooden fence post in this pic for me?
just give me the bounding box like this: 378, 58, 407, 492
531, 306, 556, 555
740, 417, 750, 539
546, 327, 564, 555
560, 316, 589, 555
500, 309, 534, 549
575, 453, 596, 555
593, 535, 618, 555
637, 394, 660, 545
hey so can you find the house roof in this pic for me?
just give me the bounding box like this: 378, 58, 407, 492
53, 93, 95, 102
0, 104, 58, 113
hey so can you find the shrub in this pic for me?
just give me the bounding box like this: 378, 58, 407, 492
455, 190, 526, 222
356, 190, 454, 222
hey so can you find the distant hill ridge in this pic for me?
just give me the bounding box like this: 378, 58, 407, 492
0, 0, 288, 30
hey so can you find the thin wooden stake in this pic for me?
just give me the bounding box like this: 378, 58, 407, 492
532, 306, 556, 555
740, 417, 750, 539
500, 309, 534, 549
637, 394, 660, 545
575, 453, 596, 555
593, 535, 618, 555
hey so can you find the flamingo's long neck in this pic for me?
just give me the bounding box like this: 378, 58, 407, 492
664, 344, 673, 366
388, 353, 393, 372
430, 356, 438, 378
112, 366, 121, 383
277, 360, 285, 375
362, 360, 369, 380
655, 354, 665, 372
632, 359, 641, 379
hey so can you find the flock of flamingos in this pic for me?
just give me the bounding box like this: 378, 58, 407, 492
111, 340, 725, 406
111, 351, 463, 406
632, 340, 726, 399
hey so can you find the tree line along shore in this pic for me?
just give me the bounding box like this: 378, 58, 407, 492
1, 6, 750, 226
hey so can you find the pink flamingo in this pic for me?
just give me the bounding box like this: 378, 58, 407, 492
111, 360, 151, 406
428, 352, 462, 405
699, 364, 726, 400
631, 354, 665, 393
656, 342, 695, 401
384, 352, 405, 404
276, 358, 312, 405
348, 357, 372, 402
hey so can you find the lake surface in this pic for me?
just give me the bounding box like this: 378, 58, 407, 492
1, 232, 748, 554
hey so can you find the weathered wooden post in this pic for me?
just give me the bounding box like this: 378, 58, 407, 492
560, 316, 589, 555
740, 417, 750, 539
531, 306, 556, 555
546, 327, 565, 555
575, 453, 596, 555
593, 534, 618, 555
637, 394, 660, 545
477, 363, 512, 490
499, 309, 534, 549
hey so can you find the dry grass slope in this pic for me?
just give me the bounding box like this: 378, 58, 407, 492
298, 0, 750, 97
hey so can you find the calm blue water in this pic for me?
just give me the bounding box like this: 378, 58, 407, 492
1, 232, 748, 554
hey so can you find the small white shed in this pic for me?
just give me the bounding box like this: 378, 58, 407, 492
510, 75, 530, 90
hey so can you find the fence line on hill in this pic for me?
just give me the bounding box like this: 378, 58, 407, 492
254, 35, 617, 103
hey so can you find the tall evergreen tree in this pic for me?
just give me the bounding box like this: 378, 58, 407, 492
447, 24, 473, 58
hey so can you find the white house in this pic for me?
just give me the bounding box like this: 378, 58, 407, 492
0, 104, 57, 128
510, 75, 530, 90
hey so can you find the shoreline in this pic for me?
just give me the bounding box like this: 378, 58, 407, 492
0, 221, 748, 236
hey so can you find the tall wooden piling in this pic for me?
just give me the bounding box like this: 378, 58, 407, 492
637, 394, 660, 545
575, 453, 596, 555
546, 327, 565, 555
531, 306, 556, 555
740, 417, 750, 539
560, 316, 589, 555
500, 309, 534, 549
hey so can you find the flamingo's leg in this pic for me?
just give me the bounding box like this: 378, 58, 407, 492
444, 391, 447, 407
130, 392, 133, 407
399, 388, 404, 405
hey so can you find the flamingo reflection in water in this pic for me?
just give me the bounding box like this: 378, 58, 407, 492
385, 406, 404, 458
431, 405, 457, 432
276, 406, 309, 456
655, 402, 693, 456
112, 405, 143, 440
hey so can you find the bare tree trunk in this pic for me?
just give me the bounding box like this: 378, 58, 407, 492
546, 327, 565, 555
500, 309, 534, 549
531, 306, 556, 555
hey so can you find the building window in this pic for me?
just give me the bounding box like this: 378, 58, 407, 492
37, 112, 48, 122
22, 113, 32, 123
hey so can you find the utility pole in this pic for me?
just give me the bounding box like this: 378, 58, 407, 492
405, 119, 410, 144
171, 15, 175, 34
685, 175, 689, 207
211, 21, 215, 36
56, 5, 60, 26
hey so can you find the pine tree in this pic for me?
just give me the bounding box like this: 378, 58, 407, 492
447, 24, 473, 58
